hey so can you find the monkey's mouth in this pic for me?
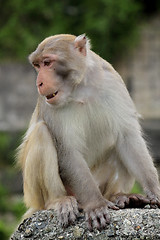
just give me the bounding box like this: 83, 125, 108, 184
46, 91, 58, 100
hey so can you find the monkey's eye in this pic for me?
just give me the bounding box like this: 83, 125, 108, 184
33, 63, 40, 69
43, 60, 51, 67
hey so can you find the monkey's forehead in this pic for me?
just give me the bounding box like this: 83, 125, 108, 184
41, 34, 76, 45
29, 34, 76, 63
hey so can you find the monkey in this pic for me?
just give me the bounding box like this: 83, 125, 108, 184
17, 34, 160, 230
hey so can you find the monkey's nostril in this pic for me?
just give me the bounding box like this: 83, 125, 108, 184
39, 82, 43, 87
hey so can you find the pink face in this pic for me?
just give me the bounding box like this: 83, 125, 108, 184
32, 54, 65, 105
30, 35, 87, 106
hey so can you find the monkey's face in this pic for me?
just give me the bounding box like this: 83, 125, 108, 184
29, 35, 87, 106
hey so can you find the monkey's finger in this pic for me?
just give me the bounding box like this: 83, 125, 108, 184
116, 200, 125, 208
106, 200, 119, 210
128, 195, 140, 206
103, 209, 110, 224
116, 196, 130, 208
150, 198, 158, 205
150, 204, 158, 209
70, 197, 79, 216
113, 195, 129, 208
128, 194, 150, 208
92, 218, 101, 230
60, 211, 70, 227
58, 196, 78, 226
99, 215, 107, 229
137, 195, 150, 204
61, 211, 77, 227
58, 205, 72, 226
150, 197, 160, 208
156, 201, 160, 208
58, 212, 68, 227
68, 210, 77, 224
128, 195, 139, 201
95, 208, 109, 228
90, 210, 101, 230
129, 194, 149, 204
86, 221, 93, 231
85, 212, 93, 231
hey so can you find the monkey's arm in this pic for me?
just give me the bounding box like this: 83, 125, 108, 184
57, 146, 117, 230
116, 128, 160, 207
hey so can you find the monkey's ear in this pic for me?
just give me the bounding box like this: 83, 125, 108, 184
74, 34, 90, 56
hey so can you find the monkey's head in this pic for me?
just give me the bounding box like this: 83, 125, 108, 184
29, 34, 90, 106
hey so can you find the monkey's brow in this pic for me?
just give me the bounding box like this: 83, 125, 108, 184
33, 53, 54, 62
32, 55, 44, 64
29, 53, 39, 63
30, 47, 46, 62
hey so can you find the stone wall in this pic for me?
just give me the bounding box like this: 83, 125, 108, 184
0, 63, 37, 131
116, 15, 160, 119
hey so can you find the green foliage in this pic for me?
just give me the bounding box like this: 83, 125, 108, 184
0, 185, 8, 213
0, 132, 22, 166
131, 182, 143, 194
0, 221, 11, 240
0, 131, 25, 239
0, 0, 142, 61
11, 199, 26, 219
0, 184, 26, 240
0, 184, 25, 217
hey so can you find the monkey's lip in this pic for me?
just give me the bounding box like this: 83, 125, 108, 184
46, 91, 58, 100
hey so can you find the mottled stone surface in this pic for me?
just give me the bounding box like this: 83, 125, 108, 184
11, 208, 160, 240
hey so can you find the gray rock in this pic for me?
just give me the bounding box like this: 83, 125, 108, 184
11, 208, 160, 239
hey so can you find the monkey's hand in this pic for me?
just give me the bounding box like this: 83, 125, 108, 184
54, 196, 79, 227
85, 200, 118, 231
110, 193, 150, 208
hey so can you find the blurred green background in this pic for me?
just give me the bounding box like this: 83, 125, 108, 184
0, 0, 160, 239
0, 0, 154, 62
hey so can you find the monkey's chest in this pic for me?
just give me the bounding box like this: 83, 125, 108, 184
60, 111, 115, 167
48, 104, 116, 167
84, 120, 115, 168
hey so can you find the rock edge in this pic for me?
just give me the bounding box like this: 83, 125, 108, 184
11, 208, 160, 240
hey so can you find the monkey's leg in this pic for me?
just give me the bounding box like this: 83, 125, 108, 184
36, 122, 79, 226
93, 155, 146, 209
22, 121, 79, 224
116, 129, 160, 208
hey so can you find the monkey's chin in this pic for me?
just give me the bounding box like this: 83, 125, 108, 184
46, 97, 57, 105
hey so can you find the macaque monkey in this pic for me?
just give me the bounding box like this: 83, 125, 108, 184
17, 34, 160, 230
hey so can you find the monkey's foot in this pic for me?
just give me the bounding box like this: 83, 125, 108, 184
110, 193, 150, 209
53, 196, 79, 227
147, 194, 160, 208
